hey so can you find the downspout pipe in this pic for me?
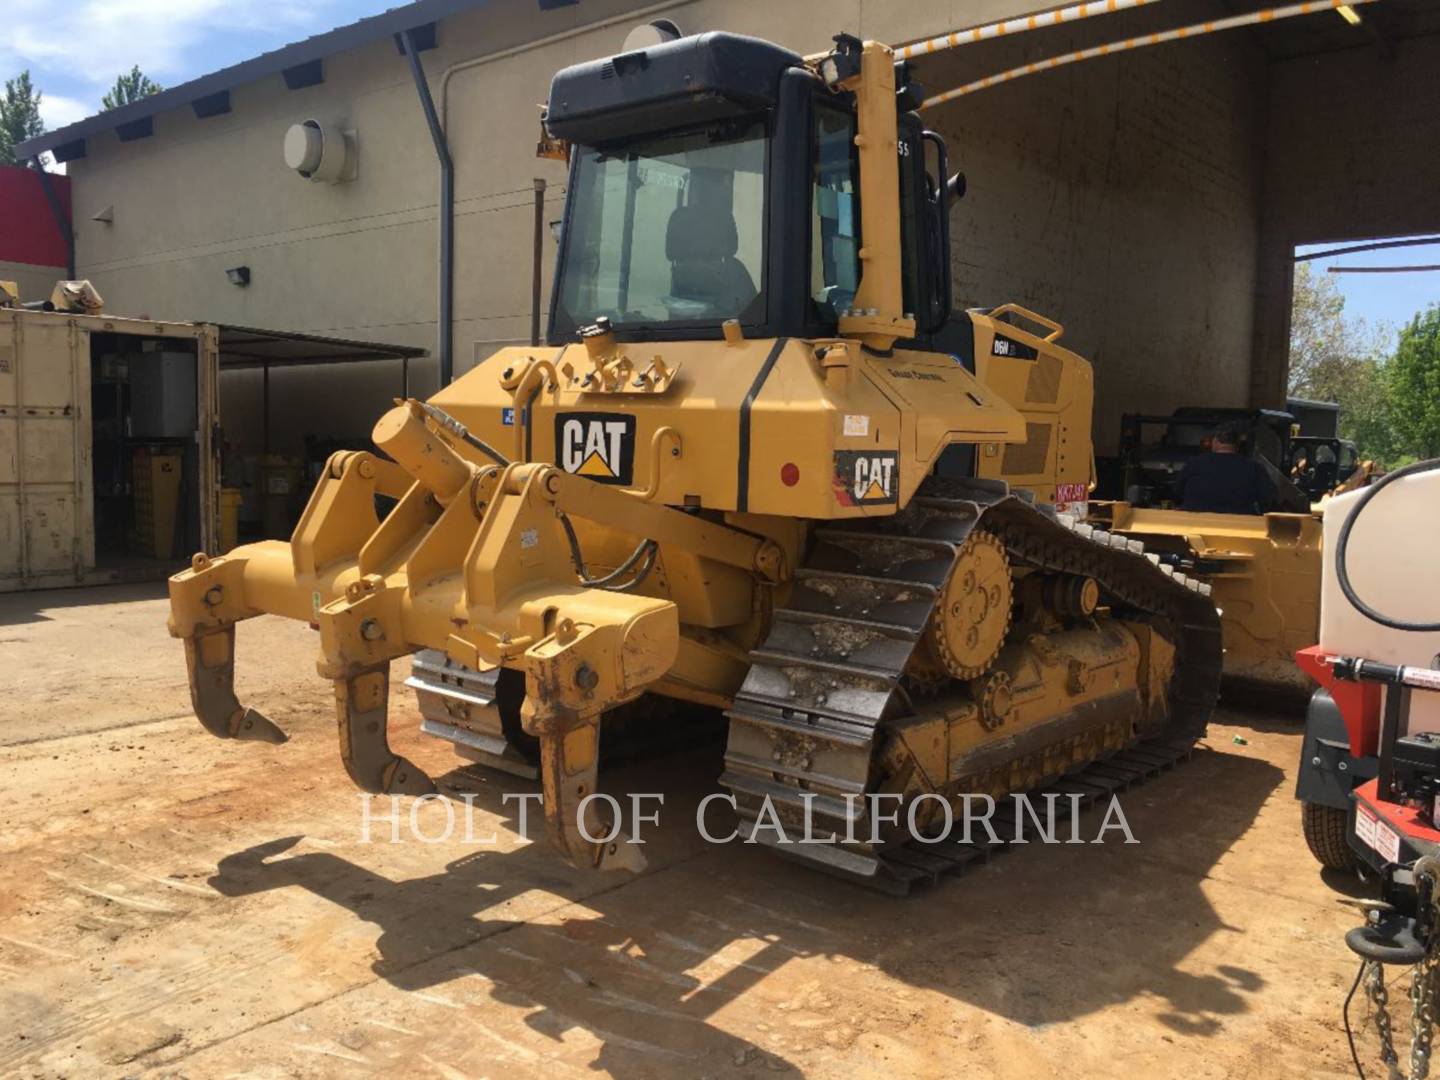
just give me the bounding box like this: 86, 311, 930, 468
31, 157, 76, 280
401, 29, 454, 387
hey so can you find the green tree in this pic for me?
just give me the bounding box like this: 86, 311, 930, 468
1386, 305, 1440, 461
101, 66, 163, 111
1288, 261, 1395, 461
0, 71, 45, 166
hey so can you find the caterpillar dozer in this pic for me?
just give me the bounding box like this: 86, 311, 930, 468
167, 30, 1222, 886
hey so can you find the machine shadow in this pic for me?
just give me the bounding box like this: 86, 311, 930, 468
208, 740, 1285, 1074
1217, 682, 1312, 727
0, 581, 168, 626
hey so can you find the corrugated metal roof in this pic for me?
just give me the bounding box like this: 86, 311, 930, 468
14, 0, 512, 160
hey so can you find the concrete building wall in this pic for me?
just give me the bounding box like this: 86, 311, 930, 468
63, 0, 1267, 456
1250, 33, 1440, 406
917, 5, 1267, 451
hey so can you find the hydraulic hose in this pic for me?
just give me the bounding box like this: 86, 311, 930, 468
416, 401, 510, 468
1334, 457, 1440, 633
557, 513, 659, 592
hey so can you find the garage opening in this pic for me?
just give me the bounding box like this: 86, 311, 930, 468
1288, 233, 1440, 467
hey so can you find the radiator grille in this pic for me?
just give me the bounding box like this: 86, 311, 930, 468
1002, 422, 1052, 476
1024, 353, 1063, 404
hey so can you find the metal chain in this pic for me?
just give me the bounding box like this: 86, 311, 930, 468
1368, 959, 1403, 1080
1407, 859, 1440, 1080
1410, 943, 1440, 1079
1363, 859, 1440, 1080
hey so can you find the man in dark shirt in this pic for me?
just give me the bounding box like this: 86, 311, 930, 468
1175, 423, 1276, 514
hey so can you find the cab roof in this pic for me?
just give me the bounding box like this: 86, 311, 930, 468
545, 31, 804, 146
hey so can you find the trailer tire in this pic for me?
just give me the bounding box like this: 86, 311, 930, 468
1302, 801, 1358, 871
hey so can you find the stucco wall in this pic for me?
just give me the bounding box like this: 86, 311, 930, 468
63, 0, 1265, 456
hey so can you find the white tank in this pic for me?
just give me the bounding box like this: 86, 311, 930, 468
1320, 472, 1440, 733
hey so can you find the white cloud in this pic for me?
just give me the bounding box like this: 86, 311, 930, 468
1, 0, 339, 100
37, 93, 91, 130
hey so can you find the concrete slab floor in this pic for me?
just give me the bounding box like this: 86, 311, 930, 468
0, 584, 1378, 1078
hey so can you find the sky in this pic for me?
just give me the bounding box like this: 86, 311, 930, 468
6, 2, 1438, 338
1295, 238, 1440, 343
1, 0, 398, 133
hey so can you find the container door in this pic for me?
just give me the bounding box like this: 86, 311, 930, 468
0, 311, 90, 591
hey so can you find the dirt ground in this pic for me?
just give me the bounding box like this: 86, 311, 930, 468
0, 582, 1381, 1078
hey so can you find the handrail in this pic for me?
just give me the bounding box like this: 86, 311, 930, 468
626, 426, 682, 501
506, 358, 559, 462
987, 303, 1065, 343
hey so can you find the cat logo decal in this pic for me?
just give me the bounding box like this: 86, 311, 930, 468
555, 413, 636, 485
833, 451, 898, 506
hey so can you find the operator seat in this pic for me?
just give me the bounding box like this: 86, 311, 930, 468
665, 205, 757, 317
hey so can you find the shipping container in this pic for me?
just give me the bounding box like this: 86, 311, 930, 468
0, 307, 425, 592
0, 309, 218, 591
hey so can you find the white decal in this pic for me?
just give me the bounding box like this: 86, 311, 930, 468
1354, 806, 1377, 850
560, 418, 629, 479
843, 414, 870, 438
1375, 819, 1402, 864
853, 456, 895, 502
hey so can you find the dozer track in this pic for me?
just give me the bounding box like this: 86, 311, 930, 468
816, 738, 1198, 896
721, 476, 1222, 891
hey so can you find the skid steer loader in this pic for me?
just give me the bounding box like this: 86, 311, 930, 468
168, 30, 1223, 887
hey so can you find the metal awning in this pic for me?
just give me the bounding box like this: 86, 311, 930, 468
216, 324, 427, 370
213, 325, 428, 455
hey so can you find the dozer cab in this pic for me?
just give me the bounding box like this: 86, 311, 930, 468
168, 30, 1221, 887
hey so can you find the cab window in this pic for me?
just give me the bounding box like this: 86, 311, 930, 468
810, 103, 860, 323
555, 119, 767, 333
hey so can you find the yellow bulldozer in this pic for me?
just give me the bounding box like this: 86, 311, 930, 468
168, 29, 1225, 887
1091, 408, 1328, 696
1090, 403, 1381, 700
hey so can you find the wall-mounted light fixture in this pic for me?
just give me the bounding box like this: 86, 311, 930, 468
1336, 4, 1363, 24
226, 266, 251, 286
